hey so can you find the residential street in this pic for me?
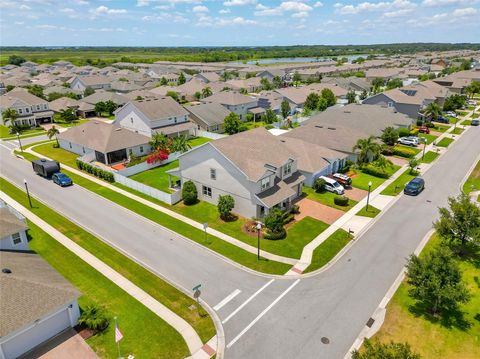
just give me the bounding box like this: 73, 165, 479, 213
1, 125, 479, 359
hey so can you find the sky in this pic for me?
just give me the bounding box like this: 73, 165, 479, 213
1, 0, 479, 46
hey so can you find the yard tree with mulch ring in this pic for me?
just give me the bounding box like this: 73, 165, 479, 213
433, 193, 480, 253
264, 208, 286, 240
405, 246, 470, 317
218, 194, 235, 221
182, 180, 198, 205
313, 177, 327, 193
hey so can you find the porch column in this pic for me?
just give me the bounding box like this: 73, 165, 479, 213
168, 174, 172, 189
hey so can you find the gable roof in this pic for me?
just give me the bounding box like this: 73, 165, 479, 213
74, 75, 110, 86
128, 97, 189, 120
211, 127, 294, 181
0, 251, 79, 337
81, 90, 129, 105
0, 89, 47, 107
185, 102, 231, 126
48, 97, 80, 112
0, 208, 28, 238
201, 91, 257, 106
58, 121, 150, 153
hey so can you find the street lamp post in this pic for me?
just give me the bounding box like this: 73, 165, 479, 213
17, 132, 23, 152
256, 222, 262, 260
24, 179, 32, 208
422, 137, 427, 160
366, 181, 372, 212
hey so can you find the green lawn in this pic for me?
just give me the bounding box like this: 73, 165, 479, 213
54, 119, 90, 128
396, 144, 421, 154
8, 152, 291, 274
371, 235, 480, 359
303, 229, 353, 273
436, 137, 454, 148
129, 160, 179, 193
463, 160, 480, 194
302, 186, 358, 211
243, 121, 268, 130
461, 120, 472, 126
349, 165, 401, 191
0, 178, 215, 341
418, 133, 438, 145
430, 123, 450, 132
356, 205, 380, 218
456, 110, 468, 117
26, 221, 190, 359
33, 142, 79, 167
448, 116, 459, 124
0, 125, 45, 139
420, 151, 440, 164
451, 127, 464, 135
381, 170, 417, 196
187, 137, 212, 148
471, 113, 479, 119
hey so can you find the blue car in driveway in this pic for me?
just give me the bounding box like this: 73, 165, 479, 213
404, 177, 425, 196
52, 172, 73, 187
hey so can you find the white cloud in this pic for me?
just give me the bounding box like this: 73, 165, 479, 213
221, 16, 257, 24
223, 0, 257, 6
143, 12, 189, 23
36, 24, 57, 30
90, 5, 127, 18
314, 1, 323, 7
335, 0, 416, 15
422, 0, 475, 7
14, 21, 25, 25
192, 5, 209, 13
453, 7, 478, 16
383, 8, 413, 17
255, 1, 313, 17
20, 4, 31, 10
219, 8, 231, 14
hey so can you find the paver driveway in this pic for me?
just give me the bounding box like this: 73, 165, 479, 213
295, 197, 344, 224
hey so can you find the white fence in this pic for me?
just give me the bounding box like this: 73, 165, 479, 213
113, 173, 182, 205
196, 130, 227, 140
117, 152, 182, 177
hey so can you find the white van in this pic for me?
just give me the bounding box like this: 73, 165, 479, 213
319, 176, 345, 195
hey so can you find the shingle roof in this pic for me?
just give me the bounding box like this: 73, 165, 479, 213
75, 75, 110, 86
201, 91, 257, 106
130, 97, 189, 120
48, 97, 80, 112
58, 121, 150, 153
211, 127, 294, 181
185, 102, 231, 126
0, 89, 47, 107
0, 251, 79, 337
82, 90, 129, 105
0, 208, 28, 238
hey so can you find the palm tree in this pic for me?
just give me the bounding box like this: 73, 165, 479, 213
171, 135, 192, 153
47, 125, 60, 147
373, 155, 393, 170
201, 86, 212, 98
2, 108, 17, 126
423, 102, 441, 122
352, 136, 382, 163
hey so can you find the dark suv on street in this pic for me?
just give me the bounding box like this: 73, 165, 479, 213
404, 177, 425, 196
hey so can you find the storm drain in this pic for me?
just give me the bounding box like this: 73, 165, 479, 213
366, 317, 375, 328
321, 337, 330, 344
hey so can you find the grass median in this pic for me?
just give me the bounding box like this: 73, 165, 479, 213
303, 229, 353, 273
463, 160, 480, 194
420, 151, 440, 164
26, 220, 190, 359
356, 205, 380, 218
0, 177, 215, 345
436, 137, 454, 148
381, 170, 417, 196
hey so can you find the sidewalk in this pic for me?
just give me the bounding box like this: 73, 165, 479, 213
287, 116, 471, 274
26, 146, 297, 266
0, 191, 210, 357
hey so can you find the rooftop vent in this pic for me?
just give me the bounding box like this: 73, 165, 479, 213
327, 127, 336, 130
2, 268, 12, 274
315, 125, 324, 129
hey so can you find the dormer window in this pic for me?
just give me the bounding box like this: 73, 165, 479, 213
283, 162, 292, 176
261, 177, 270, 190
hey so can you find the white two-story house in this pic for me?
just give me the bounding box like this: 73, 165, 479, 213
172, 127, 305, 218
0, 89, 53, 126
114, 97, 195, 138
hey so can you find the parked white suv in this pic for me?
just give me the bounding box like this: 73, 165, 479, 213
398, 137, 419, 147
319, 176, 345, 195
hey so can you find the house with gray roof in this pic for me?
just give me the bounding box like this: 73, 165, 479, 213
70, 75, 111, 92
201, 91, 258, 120
81, 89, 129, 107
0, 89, 53, 126
0, 206, 29, 252
58, 120, 151, 165
185, 102, 231, 133
172, 127, 304, 218
0, 249, 80, 359
114, 97, 195, 137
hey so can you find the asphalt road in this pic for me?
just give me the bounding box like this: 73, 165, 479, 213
1, 126, 478, 359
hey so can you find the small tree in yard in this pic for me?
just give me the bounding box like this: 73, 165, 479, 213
381, 126, 399, 146
433, 194, 480, 253
78, 304, 109, 331
281, 99, 290, 119
408, 158, 419, 174
321, 88, 337, 107
224, 113, 241, 135
84, 86, 95, 97
182, 180, 198, 205
346, 91, 356, 104
313, 177, 326, 193
47, 125, 60, 147
351, 339, 421, 359
406, 246, 470, 316
359, 90, 368, 100
262, 109, 277, 124
304, 92, 320, 111
218, 195, 235, 220
178, 72, 186, 85
60, 108, 78, 123
264, 208, 286, 238
1, 108, 17, 126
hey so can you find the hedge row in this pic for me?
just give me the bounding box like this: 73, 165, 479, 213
393, 146, 417, 158
333, 196, 349, 206
361, 164, 389, 179
75, 159, 115, 182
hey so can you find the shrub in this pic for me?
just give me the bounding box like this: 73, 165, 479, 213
397, 127, 410, 137
182, 180, 198, 205
410, 128, 419, 136
416, 119, 423, 126
291, 204, 300, 214
78, 304, 109, 331
339, 159, 354, 173
217, 194, 235, 220
334, 196, 349, 206
282, 212, 295, 225
381, 145, 394, 156
425, 122, 435, 128
75, 159, 115, 182
264, 208, 285, 235
361, 164, 389, 178
313, 177, 326, 192
264, 227, 286, 240
393, 146, 417, 158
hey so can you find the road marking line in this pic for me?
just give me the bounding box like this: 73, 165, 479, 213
222, 278, 275, 324
213, 289, 241, 311
226, 279, 300, 349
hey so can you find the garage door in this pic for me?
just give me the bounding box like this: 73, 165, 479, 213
2, 308, 71, 359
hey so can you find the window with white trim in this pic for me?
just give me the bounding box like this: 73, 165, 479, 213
261, 177, 270, 190
202, 186, 212, 197
18, 108, 23, 114
210, 168, 216, 180
140, 146, 144, 153
283, 162, 292, 176
12, 232, 21, 245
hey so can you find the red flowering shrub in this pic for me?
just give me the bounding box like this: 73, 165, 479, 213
146, 149, 169, 164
